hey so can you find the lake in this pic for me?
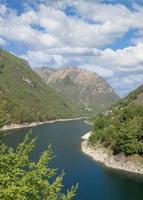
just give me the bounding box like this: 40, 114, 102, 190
2, 119, 143, 200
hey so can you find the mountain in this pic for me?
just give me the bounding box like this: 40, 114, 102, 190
35, 67, 119, 116
90, 84, 143, 156
117, 84, 143, 107
0, 49, 77, 125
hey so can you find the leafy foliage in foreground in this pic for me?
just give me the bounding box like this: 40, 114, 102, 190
0, 48, 77, 125
90, 85, 143, 155
0, 133, 77, 200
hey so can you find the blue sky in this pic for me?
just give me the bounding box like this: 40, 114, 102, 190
0, 0, 143, 96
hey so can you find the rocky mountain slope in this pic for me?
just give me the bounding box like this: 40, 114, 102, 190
35, 67, 119, 115
0, 49, 77, 125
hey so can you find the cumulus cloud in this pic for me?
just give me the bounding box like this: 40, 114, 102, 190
109, 73, 143, 96
21, 50, 69, 67
0, 1, 143, 96
0, 37, 6, 45
1, 1, 143, 49
79, 64, 114, 78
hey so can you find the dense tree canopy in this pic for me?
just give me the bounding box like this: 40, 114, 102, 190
90, 104, 143, 155
0, 133, 77, 200
0, 48, 77, 125
0, 116, 5, 128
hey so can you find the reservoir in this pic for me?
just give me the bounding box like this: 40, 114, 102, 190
2, 119, 143, 200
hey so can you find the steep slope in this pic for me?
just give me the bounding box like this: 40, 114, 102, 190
35, 67, 119, 115
80, 85, 143, 174
0, 49, 76, 125
90, 84, 143, 156
117, 84, 143, 107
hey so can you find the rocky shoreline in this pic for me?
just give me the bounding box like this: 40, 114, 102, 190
84, 120, 93, 125
81, 132, 143, 175
0, 117, 86, 132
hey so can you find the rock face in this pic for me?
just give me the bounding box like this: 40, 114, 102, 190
35, 66, 119, 115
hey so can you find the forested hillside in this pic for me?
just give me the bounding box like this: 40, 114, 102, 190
0, 49, 77, 125
90, 85, 143, 155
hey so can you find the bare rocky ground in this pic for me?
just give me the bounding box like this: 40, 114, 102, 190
81, 133, 143, 175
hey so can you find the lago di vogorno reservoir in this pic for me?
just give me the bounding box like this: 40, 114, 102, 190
2, 119, 143, 200
1, 0, 143, 199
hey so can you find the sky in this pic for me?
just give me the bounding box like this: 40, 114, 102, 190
0, 0, 143, 96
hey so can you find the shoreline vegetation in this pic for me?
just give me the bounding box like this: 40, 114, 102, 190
81, 132, 143, 175
0, 117, 87, 132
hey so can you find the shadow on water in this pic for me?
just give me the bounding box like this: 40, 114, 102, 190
2, 119, 143, 200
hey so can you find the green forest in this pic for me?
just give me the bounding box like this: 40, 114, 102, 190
89, 85, 143, 155
0, 49, 78, 125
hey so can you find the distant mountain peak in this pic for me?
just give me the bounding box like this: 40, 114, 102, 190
35, 66, 119, 115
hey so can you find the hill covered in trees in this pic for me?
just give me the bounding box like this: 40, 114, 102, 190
0, 49, 77, 125
89, 85, 143, 155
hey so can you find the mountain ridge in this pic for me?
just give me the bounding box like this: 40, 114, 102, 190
35, 66, 119, 116
0, 49, 77, 125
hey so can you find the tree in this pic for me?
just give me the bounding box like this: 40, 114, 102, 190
113, 119, 143, 155
0, 116, 5, 128
0, 133, 78, 200
93, 115, 107, 131
0, 63, 4, 73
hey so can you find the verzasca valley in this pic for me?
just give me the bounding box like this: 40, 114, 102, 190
0, 1, 143, 200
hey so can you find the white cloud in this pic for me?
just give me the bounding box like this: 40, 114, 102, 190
1, 1, 143, 49
0, 37, 6, 45
79, 64, 114, 78
109, 74, 143, 96
21, 50, 68, 67
45, 47, 101, 56
101, 44, 143, 67
0, 1, 143, 96
0, 4, 7, 15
